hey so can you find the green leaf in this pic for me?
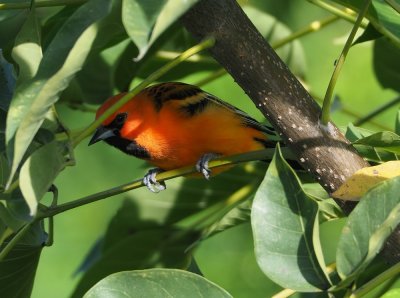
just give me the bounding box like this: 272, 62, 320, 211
395, 110, 400, 135
0, 244, 42, 297
336, 176, 400, 282
68, 39, 131, 105
0, 50, 16, 112
19, 141, 68, 216
373, 37, 400, 92
0, 8, 28, 48
354, 131, 400, 154
41, 5, 80, 50
63, 0, 134, 104
5, 0, 112, 188
381, 289, 400, 298
202, 200, 251, 239
11, 5, 42, 84
251, 145, 330, 292
0, 152, 9, 192
303, 183, 345, 222
354, 23, 383, 45
0, 202, 25, 234
346, 124, 399, 162
84, 269, 232, 298
332, 0, 400, 46
122, 0, 200, 60
72, 229, 197, 297
0, 221, 46, 298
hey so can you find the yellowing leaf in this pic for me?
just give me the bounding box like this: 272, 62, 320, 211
332, 161, 400, 201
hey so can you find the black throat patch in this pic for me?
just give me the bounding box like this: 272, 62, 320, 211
104, 137, 151, 159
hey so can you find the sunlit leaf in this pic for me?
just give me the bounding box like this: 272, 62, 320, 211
336, 176, 400, 283
333, 161, 400, 200
122, 0, 200, 60
251, 145, 330, 292
11, 6, 42, 84
5, 0, 112, 188
64, 0, 132, 104
84, 269, 232, 298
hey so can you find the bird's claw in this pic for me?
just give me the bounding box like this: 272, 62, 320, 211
196, 153, 220, 180
143, 168, 166, 193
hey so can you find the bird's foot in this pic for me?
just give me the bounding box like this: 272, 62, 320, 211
196, 153, 220, 180
143, 168, 166, 193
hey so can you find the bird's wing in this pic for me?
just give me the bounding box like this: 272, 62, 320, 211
204, 92, 276, 136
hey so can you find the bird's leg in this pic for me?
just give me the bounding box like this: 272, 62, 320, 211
143, 168, 166, 193
196, 153, 220, 180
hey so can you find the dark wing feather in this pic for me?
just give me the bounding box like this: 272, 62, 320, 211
204, 93, 276, 136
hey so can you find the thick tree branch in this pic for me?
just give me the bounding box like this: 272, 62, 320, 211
182, 0, 368, 198
182, 0, 399, 262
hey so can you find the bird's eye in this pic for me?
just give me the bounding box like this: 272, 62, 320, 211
114, 113, 127, 126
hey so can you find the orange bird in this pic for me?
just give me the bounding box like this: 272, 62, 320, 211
89, 82, 277, 192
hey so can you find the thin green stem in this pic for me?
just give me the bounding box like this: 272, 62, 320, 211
156, 50, 214, 63
272, 15, 339, 49
0, 223, 33, 261
349, 261, 400, 298
320, 0, 371, 125
176, 181, 257, 231
4, 178, 20, 194
71, 37, 216, 147
354, 96, 400, 126
196, 68, 226, 87
195, 15, 339, 87
169, 182, 258, 244
0, 0, 86, 9
311, 92, 392, 131
38, 148, 284, 219
308, 0, 368, 27
385, 0, 400, 14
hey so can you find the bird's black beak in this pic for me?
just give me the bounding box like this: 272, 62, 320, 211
88, 126, 116, 146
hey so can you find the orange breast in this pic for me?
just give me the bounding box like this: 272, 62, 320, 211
134, 99, 267, 170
